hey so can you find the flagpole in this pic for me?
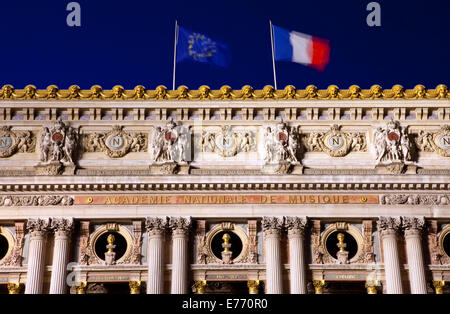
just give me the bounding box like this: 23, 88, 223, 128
172, 20, 179, 90
269, 20, 278, 90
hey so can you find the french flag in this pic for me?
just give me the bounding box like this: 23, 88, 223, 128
273, 25, 330, 71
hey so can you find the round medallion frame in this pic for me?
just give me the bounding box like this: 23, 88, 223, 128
320, 222, 364, 264
205, 223, 248, 264
88, 224, 133, 264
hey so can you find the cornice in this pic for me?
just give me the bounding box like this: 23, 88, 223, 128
0, 84, 448, 101
0, 174, 448, 193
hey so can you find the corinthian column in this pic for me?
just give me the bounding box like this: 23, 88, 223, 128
25, 218, 50, 294
169, 216, 191, 294
378, 217, 403, 294
145, 217, 168, 294
49, 217, 74, 294
262, 216, 284, 294
402, 216, 427, 294
285, 217, 307, 294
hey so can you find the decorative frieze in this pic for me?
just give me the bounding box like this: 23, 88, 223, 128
0, 195, 73, 206
0, 126, 35, 157
83, 125, 147, 158
1, 84, 447, 101
303, 125, 366, 157
380, 194, 449, 205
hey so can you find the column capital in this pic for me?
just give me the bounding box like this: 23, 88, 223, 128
145, 217, 168, 236
377, 216, 401, 236
402, 216, 425, 236
7, 283, 22, 294
285, 216, 308, 237
50, 217, 74, 236
312, 280, 325, 294
26, 218, 50, 237
262, 216, 284, 236
169, 216, 191, 236
129, 281, 141, 294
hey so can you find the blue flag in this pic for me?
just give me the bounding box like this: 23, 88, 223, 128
176, 26, 231, 68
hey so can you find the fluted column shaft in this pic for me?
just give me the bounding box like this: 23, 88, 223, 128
49, 231, 70, 293
170, 217, 191, 294
262, 217, 284, 294
380, 229, 403, 294
25, 232, 46, 294
146, 217, 168, 294
286, 217, 307, 294
49, 218, 73, 294
147, 233, 165, 293
403, 217, 427, 294
288, 233, 306, 293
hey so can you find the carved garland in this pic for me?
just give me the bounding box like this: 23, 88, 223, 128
86, 223, 135, 265
83, 126, 148, 158
204, 222, 249, 264
0, 126, 35, 157
380, 194, 450, 205
0, 195, 73, 206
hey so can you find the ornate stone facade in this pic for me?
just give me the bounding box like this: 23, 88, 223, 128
0, 86, 448, 294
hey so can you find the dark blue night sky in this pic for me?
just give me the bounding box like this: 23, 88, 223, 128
1, 0, 449, 90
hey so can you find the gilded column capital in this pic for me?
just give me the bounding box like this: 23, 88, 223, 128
7, 283, 22, 294
247, 280, 260, 294
312, 280, 325, 294
285, 216, 308, 237
26, 218, 50, 237
192, 280, 207, 294
377, 216, 402, 237
145, 217, 168, 236
433, 280, 445, 294
129, 281, 141, 294
262, 216, 284, 236
50, 217, 74, 236
365, 280, 379, 294
76, 281, 87, 294
402, 216, 425, 236
169, 216, 192, 236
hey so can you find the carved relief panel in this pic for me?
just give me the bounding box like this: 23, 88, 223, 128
199, 125, 256, 157
83, 125, 148, 158
415, 125, 450, 157
303, 124, 367, 157
0, 126, 35, 157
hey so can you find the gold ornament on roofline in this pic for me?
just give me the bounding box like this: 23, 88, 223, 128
0, 84, 448, 100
